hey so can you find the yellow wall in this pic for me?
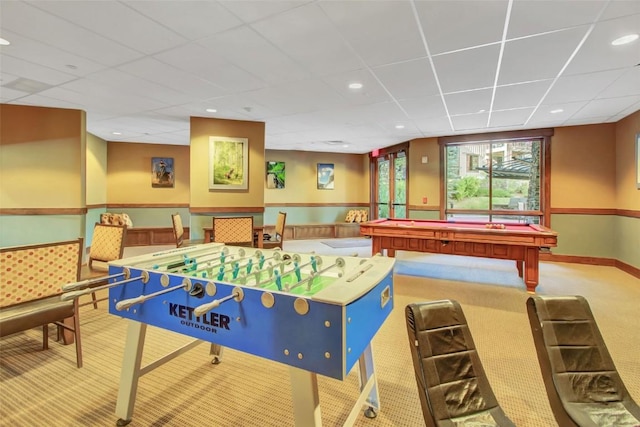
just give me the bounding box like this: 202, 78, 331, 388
615, 110, 640, 210
190, 117, 265, 209
107, 142, 190, 204
408, 137, 440, 207
551, 124, 617, 208
86, 133, 107, 205
264, 149, 369, 204
0, 104, 84, 208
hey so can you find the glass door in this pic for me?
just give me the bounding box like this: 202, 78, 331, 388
373, 148, 407, 219
376, 156, 390, 218
393, 152, 407, 218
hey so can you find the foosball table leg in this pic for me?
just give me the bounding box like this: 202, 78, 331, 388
289, 366, 323, 427
115, 320, 147, 426
358, 344, 379, 419
209, 343, 224, 364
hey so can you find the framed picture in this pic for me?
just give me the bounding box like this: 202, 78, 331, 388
151, 157, 174, 188
317, 163, 335, 189
266, 161, 285, 189
209, 136, 248, 190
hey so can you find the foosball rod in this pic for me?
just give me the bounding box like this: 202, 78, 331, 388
148, 247, 231, 270
288, 257, 346, 292
115, 283, 188, 311
193, 289, 242, 317
60, 274, 148, 301
180, 251, 262, 277
61, 272, 125, 292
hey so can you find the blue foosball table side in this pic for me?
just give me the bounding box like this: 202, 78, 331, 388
102, 244, 394, 426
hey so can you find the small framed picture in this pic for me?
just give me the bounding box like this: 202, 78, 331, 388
317, 163, 334, 189
266, 161, 285, 189
152, 157, 174, 188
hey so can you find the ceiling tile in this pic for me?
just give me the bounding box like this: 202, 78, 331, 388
373, 58, 440, 100
499, 27, 588, 85
597, 67, 640, 98
220, 0, 313, 24
544, 69, 628, 104
196, 26, 311, 86
251, 3, 362, 76
31, 0, 187, 55
320, 1, 426, 67
433, 45, 500, 93
493, 80, 553, 110
414, 0, 508, 54
0, 55, 77, 88
451, 112, 491, 131
446, 88, 493, 116
124, 1, 243, 40
3, 1, 142, 66
508, 0, 606, 38
117, 58, 226, 100
321, 69, 392, 106
571, 95, 640, 119
489, 107, 535, 128
563, 14, 640, 75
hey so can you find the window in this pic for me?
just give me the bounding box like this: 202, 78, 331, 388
439, 129, 552, 226
467, 154, 479, 171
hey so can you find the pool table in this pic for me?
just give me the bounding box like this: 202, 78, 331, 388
359, 218, 558, 293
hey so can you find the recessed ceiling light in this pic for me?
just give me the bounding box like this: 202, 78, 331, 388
477, 109, 486, 113
611, 34, 639, 46
206, 108, 217, 113
550, 109, 564, 114
112, 132, 122, 135
348, 82, 363, 89
0, 38, 10, 46
395, 124, 405, 129
343, 144, 349, 148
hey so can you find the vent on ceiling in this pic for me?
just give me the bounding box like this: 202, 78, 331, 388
3, 77, 53, 94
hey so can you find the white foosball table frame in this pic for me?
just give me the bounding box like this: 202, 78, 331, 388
115, 321, 380, 426
76, 243, 394, 426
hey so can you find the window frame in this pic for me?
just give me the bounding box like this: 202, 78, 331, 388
438, 128, 553, 226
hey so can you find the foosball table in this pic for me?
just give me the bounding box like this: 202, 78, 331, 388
64, 243, 395, 426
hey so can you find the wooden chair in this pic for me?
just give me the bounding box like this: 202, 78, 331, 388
81, 222, 127, 309
212, 216, 254, 247
0, 238, 84, 367
263, 211, 287, 250
527, 295, 640, 427
405, 300, 515, 427
171, 213, 195, 248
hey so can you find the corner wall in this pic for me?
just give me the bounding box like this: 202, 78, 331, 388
0, 104, 86, 246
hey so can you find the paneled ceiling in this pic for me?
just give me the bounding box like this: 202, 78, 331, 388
1, 0, 639, 153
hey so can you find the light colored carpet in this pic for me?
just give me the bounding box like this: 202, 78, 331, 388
1, 242, 638, 427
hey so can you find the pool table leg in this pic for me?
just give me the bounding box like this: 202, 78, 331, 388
524, 247, 539, 294
372, 237, 383, 256
516, 260, 523, 278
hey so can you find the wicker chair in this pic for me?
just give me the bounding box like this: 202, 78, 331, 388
263, 211, 287, 250
81, 223, 127, 309
171, 213, 196, 248
212, 216, 254, 247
